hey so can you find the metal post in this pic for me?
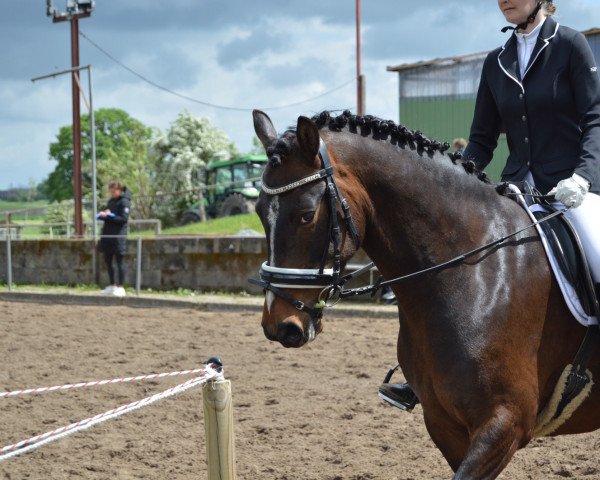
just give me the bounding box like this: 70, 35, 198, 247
70, 16, 83, 237
136, 237, 142, 296
356, 0, 363, 116
88, 66, 98, 243
6, 228, 12, 292
359, 74, 366, 116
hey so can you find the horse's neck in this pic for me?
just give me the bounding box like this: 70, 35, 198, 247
336, 134, 504, 287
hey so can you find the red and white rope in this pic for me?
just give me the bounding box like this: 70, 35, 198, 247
0, 365, 224, 462
0, 367, 211, 398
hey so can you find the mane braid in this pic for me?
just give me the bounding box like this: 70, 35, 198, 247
308, 110, 490, 184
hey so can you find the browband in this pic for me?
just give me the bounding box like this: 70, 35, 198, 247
261, 167, 333, 195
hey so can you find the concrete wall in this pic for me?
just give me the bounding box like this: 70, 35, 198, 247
0, 237, 373, 293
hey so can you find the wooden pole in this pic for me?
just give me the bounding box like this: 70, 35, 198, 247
202, 379, 236, 480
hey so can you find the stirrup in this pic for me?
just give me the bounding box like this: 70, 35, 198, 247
382, 364, 400, 384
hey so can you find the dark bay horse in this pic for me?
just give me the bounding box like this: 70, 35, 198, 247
251, 109, 600, 479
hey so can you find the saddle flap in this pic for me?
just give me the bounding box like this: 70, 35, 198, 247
504, 182, 598, 318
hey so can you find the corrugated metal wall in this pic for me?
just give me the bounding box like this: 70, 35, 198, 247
395, 31, 600, 182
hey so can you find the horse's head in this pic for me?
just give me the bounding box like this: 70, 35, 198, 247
252, 110, 363, 348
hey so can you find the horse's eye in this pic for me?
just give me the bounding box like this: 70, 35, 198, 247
300, 212, 315, 225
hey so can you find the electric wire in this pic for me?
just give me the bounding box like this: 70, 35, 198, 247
79, 31, 355, 112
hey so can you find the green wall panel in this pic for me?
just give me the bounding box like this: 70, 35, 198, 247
399, 96, 508, 182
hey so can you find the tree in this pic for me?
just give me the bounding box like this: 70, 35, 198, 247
42, 108, 154, 216
249, 136, 267, 155
151, 111, 237, 224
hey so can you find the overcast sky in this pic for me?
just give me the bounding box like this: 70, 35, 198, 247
1, 0, 599, 189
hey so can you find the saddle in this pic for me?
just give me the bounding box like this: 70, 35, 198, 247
506, 181, 599, 317
501, 181, 599, 435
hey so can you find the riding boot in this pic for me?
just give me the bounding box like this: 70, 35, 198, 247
378, 383, 420, 411
378, 364, 420, 412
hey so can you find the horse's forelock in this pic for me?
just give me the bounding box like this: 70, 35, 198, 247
266, 131, 298, 168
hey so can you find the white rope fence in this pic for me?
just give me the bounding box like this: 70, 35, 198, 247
0, 367, 212, 398
0, 364, 223, 462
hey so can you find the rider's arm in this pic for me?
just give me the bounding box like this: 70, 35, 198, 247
570, 32, 600, 190
463, 54, 502, 171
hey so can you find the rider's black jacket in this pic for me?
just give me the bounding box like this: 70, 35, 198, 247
463, 16, 600, 194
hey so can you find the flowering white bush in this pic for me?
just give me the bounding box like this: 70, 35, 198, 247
151, 111, 237, 224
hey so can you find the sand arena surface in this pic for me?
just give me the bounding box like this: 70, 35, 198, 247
0, 300, 599, 479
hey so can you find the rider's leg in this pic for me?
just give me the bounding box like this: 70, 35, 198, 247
379, 383, 419, 411
560, 192, 600, 284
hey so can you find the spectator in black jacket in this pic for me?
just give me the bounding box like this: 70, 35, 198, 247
98, 181, 131, 297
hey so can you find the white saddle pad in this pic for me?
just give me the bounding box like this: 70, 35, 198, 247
507, 184, 598, 327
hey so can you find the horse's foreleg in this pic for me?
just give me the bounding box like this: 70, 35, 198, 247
453, 406, 528, 480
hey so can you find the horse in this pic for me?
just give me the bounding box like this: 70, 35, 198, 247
251, 109, 600, 479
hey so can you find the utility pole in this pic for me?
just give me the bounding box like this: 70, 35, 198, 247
46, 0, 94, 237
356, 0, 365, 116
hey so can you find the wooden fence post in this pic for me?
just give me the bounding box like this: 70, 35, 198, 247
202, 378, 236, 479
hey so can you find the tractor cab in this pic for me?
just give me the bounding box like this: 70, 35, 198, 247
180, 154, 267, 224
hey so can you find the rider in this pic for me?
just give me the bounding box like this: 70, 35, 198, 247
379, 0, 600, 411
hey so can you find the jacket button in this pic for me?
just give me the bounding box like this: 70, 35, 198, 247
519, 93, 524, 100
527, 161, 531, 166
524, 137, 529, 143
522, 115, 527, 122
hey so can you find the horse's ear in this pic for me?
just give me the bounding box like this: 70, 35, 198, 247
296, 116, 320, 167
253, 110, 277, 149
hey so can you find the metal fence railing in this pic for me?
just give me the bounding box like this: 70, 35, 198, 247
0, 219, 161, 240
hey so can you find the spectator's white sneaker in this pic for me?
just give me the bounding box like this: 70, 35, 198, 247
113, 286, 126, 297
102, 285, 116, 295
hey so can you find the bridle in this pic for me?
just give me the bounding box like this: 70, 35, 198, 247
248, 138, 361, 318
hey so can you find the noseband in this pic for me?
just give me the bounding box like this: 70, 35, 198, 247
248, 139, 360, 317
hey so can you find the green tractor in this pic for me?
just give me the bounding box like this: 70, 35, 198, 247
180, 154, 268, 225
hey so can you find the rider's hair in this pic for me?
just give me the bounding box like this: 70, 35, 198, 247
542, 1, 556, 15
108, 180, 123, 190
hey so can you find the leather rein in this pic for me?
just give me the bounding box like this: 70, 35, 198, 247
249, 138, 568, 317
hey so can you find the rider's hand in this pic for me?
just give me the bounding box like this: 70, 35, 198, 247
548, 173, 590, 208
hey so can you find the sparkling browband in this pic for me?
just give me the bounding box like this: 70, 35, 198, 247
261, 167, 333, 195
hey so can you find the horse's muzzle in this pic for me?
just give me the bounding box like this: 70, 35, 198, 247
276, 322, 306, 348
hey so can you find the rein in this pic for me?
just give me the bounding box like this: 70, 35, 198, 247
249, 138, 569, 315
333, 204, 568, 301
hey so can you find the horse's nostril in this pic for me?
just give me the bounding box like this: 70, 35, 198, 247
276, 322, 305, 348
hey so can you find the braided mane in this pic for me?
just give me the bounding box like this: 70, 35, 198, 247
267, 110, 490, 184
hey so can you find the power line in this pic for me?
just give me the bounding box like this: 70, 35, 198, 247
79, 31, 355, 112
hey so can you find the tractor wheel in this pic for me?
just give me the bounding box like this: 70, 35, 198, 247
218, 193, 256, 217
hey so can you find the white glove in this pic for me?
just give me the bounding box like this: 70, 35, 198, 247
548, 173, 590, 208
